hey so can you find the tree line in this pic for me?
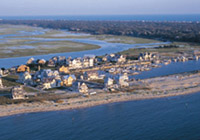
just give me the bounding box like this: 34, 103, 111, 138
1, 20, 200, 43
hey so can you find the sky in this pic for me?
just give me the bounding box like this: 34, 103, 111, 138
0, 0, 200, 16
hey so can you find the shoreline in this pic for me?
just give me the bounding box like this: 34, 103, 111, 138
1, 87, 200, 118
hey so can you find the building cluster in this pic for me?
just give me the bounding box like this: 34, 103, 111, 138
138, 52, 159, 61
27, 55, 98, 70
7, 54, 129, 98
104, 73, 130, 92
102, 53, 127, 63
3, 50, 200, 100
18, 68, 77, 90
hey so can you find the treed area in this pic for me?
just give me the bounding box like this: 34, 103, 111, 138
1, 20, 200, 43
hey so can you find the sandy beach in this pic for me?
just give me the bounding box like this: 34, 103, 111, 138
1, 72, 200, 118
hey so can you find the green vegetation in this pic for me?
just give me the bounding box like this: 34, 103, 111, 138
0, 25, 161, 58
119, 42, 200, 56
2, 75, 20, 87
0, 41, 100, 58
0, 24, 43, 35
0, 92, 80, 105
90, 35, 160, 44
0, 25, 100, 58
23, 87, 38, 93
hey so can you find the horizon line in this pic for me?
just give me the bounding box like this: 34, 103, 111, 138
1, 14, 200, 17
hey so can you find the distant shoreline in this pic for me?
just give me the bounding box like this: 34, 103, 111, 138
1, 15, 200, 22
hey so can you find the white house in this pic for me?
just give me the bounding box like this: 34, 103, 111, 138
105, 77, 114, 87
18, 72, 32, 85
69, 58, 83, 69
117, 55, 126, 63
84, 71, 99, 80
119, 73, 129, 87
42, 78, 61, 90
78, 82, 89, 95
12, 86, 27, 100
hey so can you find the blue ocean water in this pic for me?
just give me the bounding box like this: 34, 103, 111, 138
1, 92, 200, 140
1, 15, 200, 21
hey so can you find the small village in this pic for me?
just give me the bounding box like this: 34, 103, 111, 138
0, 50, 200, 101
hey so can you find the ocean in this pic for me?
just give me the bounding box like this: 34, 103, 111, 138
1, 92, 200, 140
1, 15, 200, 22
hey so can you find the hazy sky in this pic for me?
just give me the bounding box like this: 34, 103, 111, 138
0, 0, 200, 16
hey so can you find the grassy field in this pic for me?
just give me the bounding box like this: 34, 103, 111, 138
0, 24, 161, 58
0, 41, 100, 58
0, 24, 44, 35
2, 75, 20, 87
0, 25, 101, 58
119, 42, 200, 57
89, 35, 160, 44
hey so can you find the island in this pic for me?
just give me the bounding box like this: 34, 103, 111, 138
1, 43, 200, 117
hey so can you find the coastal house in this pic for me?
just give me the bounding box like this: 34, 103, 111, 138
58, 56, 66, 65
84, 71, 99, 80
139, 52, 158, 61
52, 56, 59, 63
38, 59, 46, 65
26, 57, 35, 65
104, 77, 119, 92
83, 55, 95, 68
61, 75, 76, 86
43, 69, 59, 78
69, 58, 82, 69
50, 56, 66, 65
78, 82, 89, 95
42, 78, 61, 90
102, 56, 108, 62
33, 69, 59, 83
48, 59, 56, 67
12, 86, 27, 100
117, 55, 126, 63
10, 67, 17, 73
103, 54, 116, 62
95, 57, 102, 65
66, 57, 72, 65
83, 57, 90, 68
18, 72, 32, 85
103, 54, 126, 63
105, 77, 114, 87
17, 65, 30, 73
119, 73, 129, 87
0, 77, 3, 88
59, 66, 70, 74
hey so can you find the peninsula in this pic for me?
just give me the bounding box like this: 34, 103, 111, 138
1, 44, 200, 117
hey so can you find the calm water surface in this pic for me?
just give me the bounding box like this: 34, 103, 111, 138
0, 92, 200, 140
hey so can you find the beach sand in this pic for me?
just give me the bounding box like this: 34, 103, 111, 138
1, 72, 200, 118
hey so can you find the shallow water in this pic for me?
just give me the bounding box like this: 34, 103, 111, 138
133, 60, 200, 79
0, 38, 169, 68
